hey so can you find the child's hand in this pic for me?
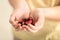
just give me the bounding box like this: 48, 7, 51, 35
20, 9, 45, 33
9, 7, 30, 29
27, 9, 45, 32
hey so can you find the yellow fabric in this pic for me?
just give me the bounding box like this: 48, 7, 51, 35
13, 0, 60, 40
26, 0, 60, 10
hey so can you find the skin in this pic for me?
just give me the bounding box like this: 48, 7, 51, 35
42, 6, 60, 21
9, 0, 60, 33
9, 0, 30, 30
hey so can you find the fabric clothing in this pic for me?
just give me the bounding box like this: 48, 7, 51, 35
26, 0, 60, 10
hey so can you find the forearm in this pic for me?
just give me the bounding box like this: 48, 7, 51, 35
44, 6, 60, 20
9, 0, 29, 9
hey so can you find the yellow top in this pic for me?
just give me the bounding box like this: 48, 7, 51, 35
13, 0, 60, 40
26, 0, 60, 10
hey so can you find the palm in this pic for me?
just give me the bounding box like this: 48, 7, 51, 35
23, 9, 45, 32
9, 6, 30, 29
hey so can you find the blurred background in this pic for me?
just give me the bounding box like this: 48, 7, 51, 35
0, 0, 13, 40
0, 0, 60, 40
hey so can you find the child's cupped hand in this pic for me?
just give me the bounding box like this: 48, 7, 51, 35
9, 8, 45, 33
18, 9, 45, 33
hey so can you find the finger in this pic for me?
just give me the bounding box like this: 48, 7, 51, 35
29, 9, 45, 28
13, 21, 19, 29
17, 24, 23, 30
15, 24, 21, 31
15, 16, 21, 21
35, 11, 45, 29
28, 24, 37, 30
28, 23, 44, 31
9, 15, 15, 24
28, 23, 44, 32
25, 25, 38, 33
23, 28, 27, 32
29, 10, 39, 23
22, 25, 30, 32
9, 16, 19, 28
22, 25, 38, 32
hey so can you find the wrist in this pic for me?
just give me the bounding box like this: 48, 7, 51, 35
39, 8, 51, 18
35, 8, 45, 16
35, 8, 50, 19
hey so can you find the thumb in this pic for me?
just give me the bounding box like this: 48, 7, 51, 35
30, 9, 45, 28
35, 11, 45, 29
